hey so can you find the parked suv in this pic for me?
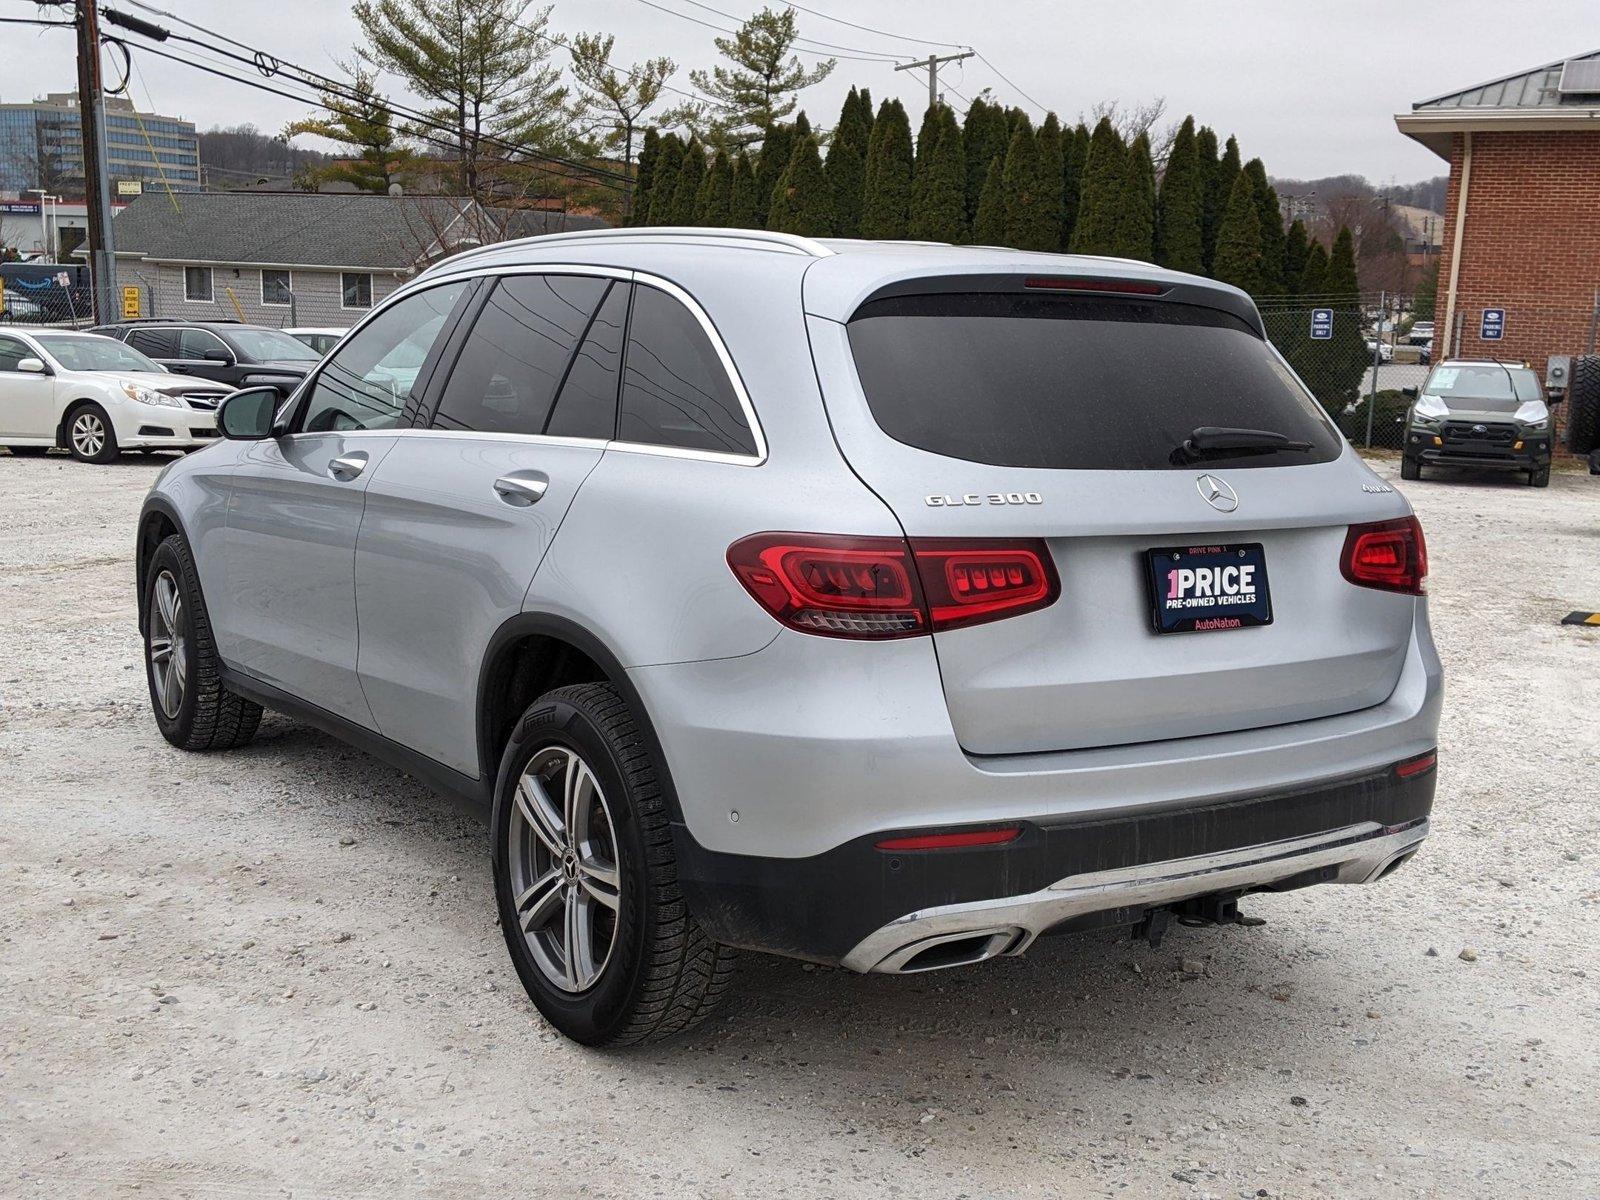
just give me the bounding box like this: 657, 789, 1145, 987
136, 230, 1442, 1045
91, 319, 320, 395
1401, 359, 1554, 486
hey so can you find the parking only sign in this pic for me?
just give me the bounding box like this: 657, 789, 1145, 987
1480, 307, 1506, 341
1310, 308, 1334, 340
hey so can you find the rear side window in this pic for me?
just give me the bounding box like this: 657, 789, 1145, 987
127, 328, 177, 357
618, 284, 756, 457
432, 274, 607, 436
847, 292, 1342, 470
546, 280, 629, 440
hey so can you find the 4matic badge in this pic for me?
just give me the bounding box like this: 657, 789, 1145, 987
925, 491, 1043, 507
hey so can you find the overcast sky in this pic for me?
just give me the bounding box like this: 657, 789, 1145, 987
4, 0, 1595, 186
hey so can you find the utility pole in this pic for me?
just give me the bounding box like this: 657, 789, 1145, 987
894, 51, 974, 113
71, 0, 118, 323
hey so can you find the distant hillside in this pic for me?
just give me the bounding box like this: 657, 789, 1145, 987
197, 125, 330, 189
1271, 172, 1448, 214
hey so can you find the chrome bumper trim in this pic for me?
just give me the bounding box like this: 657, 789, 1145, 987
841, 819, 1429, 974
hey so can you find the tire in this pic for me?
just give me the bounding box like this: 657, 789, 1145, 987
1567, 355, 1600, 455
65, 402, 118, 463
1529, 465, 1550, 488
1400, 455, 1421, 481
491, 682, 735, 1045
143, 534, 263, 751
5, 446, 49, 457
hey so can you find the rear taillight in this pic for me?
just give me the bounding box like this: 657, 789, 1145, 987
1340, 516, 1428, 595
727, 533, 1059, 639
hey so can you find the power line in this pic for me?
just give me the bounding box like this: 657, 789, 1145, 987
972, 51, 1048, 117
628, 0, 899, 63
780, 2, 970, 51
107, 7, 636, 192
669, 0, 903, 61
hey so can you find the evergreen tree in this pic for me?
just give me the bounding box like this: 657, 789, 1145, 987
283, 59, 417, 195
793, 109, 811, 140
1282, 218, 1311, 301
915, 103, 941, 174
860, 98, 912, 239
857, 87, 873, 137
971, 156, 1006, 245
1069, 118, 1125, 255
1299, 238, 1329, 299
913, 108, 966, 243
1244, 158, 1285, 296
728, 151, 758, 228
629, 128, 661, 226
641, 133, 683, 224
667, 140, 706, 226
826, 87, 870, 237
569, 32, 675, 217
688, 6, 834, 148
1113, 131, 1156, 261
697, 148, 734, 225
767, 133, 833, 236
1035, 113, 1065, 253
1413, 258, 1439, 320
752, 121, 795, 226
1212, 170, 1264, 296
1061, 122, 1088, 250
1001, 116, 1054, 251
1311, 226, 1368, 416
963, 97, 1008, 220
1154, 115, 1204, 273
1202, 133, 1240, 273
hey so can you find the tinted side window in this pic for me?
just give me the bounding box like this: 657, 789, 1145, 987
546, 281, 628, 440
178, 328, 229, 361
0, 336, 29, 371
300, 282, 469, 433
432, 274, 605, 436
618, 285, 755, 456
128, 328, 177, 357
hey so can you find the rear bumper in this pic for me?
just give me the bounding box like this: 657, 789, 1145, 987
673, 759, 1436, 967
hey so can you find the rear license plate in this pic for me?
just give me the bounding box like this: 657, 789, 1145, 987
1145, 543, 1272, 634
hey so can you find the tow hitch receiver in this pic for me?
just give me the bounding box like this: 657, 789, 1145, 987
1132, 892, 1266, 947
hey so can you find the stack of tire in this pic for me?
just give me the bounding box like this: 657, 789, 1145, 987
1568, 356, 1600, 475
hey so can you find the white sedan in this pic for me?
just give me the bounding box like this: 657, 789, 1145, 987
0, 329, 231, 463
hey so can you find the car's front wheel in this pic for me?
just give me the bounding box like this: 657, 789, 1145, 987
1529, 465, 1550, 488
1400, 455, 1421, 481
66, 402, 118, 463
491, 683, 734, 1045
144, 534, 263, 750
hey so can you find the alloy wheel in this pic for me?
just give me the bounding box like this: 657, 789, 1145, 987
148, 569, 188, 719
508, 745, 622, 993
71, 411, 106, 458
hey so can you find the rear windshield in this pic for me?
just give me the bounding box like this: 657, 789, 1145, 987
846, 292, 1343, 470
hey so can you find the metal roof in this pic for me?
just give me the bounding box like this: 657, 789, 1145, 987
1414, 48, 1600, 110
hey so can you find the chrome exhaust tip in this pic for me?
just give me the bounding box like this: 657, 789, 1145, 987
872, 927, 1022, 974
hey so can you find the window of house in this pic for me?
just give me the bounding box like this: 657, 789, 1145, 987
183, 267, 213, 302
341, 272, 373, 309
431, 274, 607, 437
261, 269, 292, 307
618, 284, 756, 456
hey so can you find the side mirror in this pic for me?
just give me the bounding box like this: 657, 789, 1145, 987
1401, 386, 1418, 400
203, 348, 233, 364
217, 386, 279, 440
16, 356, 47, 374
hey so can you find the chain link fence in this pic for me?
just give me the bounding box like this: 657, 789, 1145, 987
0, 266, 100, 329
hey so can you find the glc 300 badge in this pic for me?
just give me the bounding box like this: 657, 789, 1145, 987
925, 492, 1044, 507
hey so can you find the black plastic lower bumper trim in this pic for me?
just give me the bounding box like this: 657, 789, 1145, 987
672, 761, 1436, 964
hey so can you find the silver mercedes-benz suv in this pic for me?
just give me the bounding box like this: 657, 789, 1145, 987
136, 228, 1442, 1045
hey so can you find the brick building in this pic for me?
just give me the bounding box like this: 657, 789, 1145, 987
1395, 50, 1600, 390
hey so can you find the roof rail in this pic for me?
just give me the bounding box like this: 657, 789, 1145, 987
441, 225, 836, 269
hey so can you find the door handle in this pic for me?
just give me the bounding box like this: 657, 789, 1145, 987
493, 471, 549, 507
328, 451, 369, 481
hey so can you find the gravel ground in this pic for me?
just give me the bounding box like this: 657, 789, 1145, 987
2, 450, 1597, 1199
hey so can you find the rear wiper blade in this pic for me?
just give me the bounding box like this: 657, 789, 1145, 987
1172, 426, 1314, 464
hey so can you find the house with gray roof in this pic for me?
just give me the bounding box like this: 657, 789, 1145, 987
1393, 49, 1600, 392
107, 191, 607, 327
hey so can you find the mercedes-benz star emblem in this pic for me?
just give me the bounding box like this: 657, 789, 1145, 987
1196, 474, 1239, 513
